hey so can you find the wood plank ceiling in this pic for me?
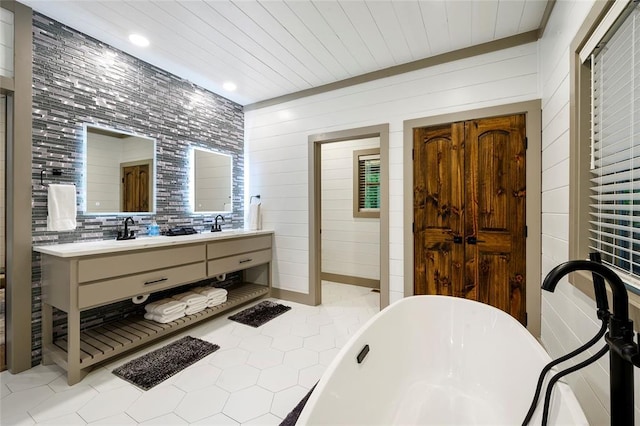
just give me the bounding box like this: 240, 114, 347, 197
19, 0, 550, 106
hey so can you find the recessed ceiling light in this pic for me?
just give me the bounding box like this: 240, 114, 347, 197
223, 82, 237, 92
128, 34, 149, 47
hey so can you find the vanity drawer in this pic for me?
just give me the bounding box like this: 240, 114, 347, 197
78, 262, 206, 309
208, 249, 271, 276
78, 245, 205, 283
207, 235, 271, 260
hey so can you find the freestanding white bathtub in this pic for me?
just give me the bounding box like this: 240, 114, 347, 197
297, 295, 587, 425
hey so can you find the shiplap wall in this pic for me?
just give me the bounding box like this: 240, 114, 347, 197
539, 0, 640, 423
245, 41, 538, 299
321, 137, 380, 281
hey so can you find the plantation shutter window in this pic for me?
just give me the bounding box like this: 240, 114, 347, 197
353, 149, 380, 218
587, 1, 640, 287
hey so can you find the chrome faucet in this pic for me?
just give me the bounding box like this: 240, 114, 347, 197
212, 215, 224, 232
117, 216, 136, 240
542, 260, 640, 425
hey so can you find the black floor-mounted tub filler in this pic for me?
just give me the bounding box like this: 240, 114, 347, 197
526, 255, 640, 426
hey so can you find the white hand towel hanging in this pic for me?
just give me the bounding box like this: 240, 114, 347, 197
47, 184, 77, 231
248, 197, 261, 231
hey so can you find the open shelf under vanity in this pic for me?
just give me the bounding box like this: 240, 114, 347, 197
45, 283, 268, 370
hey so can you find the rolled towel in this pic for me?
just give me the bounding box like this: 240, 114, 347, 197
185, 301, 207, 315
145, 298, 186, 315
172, 291, 207, 306
144, 310, 185, 324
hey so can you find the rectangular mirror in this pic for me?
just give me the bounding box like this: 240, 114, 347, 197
191, 148, 232, 213
84, 124, 155, 214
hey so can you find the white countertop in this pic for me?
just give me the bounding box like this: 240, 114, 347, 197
33, 229, 273, 258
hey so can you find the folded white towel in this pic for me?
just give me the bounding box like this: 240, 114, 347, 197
172, 291, 207, 306
144, 298, 186, 315
207, 297, 227, 308
193, 287, 228, 300
47, 184, 77, 231
210, 293, 227, 300
185, 302, 207, 315
209, 293, 228, 302
144, 311, 185, 324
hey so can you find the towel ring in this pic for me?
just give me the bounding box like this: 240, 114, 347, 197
41, 168, 62, 185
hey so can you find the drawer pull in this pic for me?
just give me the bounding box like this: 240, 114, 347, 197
238, 258, 253, 264
144, 277, 169, 286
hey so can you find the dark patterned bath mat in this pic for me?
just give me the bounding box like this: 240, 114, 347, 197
228, 300, 291, 327
279, 384, 316, 426
112, 336, 219, 390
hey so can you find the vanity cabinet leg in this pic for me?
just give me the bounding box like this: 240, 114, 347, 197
66, 308, 82, 385
41, 303, 54, 365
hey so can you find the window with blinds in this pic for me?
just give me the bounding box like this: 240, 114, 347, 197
589, 2, 640, 286
353, 149, 380, 218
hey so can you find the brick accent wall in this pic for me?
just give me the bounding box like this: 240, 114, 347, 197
30, 13, 245, 364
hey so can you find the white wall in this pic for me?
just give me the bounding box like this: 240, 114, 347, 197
0, 8, 13, 78
121, 136, 153, 163
245, 41, 538, 299
194, 150, 232, 212
539, 0, 640, 423
86, 134, 121, 212
321, 137, 380, 281
86, 133, 154, 213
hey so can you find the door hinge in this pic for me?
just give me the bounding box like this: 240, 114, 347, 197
525, 137, 528, 150
525, 312, 528, 326
412, 149, 414, 160
525, 226, 528, 237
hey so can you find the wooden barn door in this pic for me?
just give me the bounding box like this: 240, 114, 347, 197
414, 114, 527, 324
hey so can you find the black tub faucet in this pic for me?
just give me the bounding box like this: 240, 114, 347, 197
542, 260, 640, 425
117, 216, 136, 240
212, 215, 225, 232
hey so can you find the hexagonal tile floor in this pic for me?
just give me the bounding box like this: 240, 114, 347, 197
0, 282, 379, 425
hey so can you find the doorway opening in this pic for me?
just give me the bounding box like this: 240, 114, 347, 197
309, 124, 389, 308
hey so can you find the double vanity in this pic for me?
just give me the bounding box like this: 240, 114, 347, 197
34, 230, 273, 385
